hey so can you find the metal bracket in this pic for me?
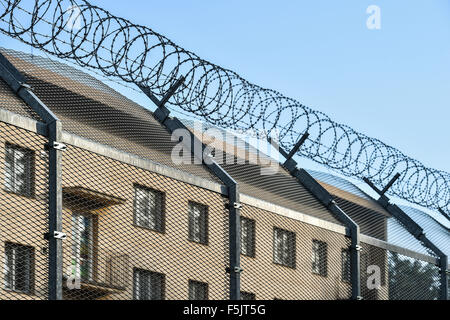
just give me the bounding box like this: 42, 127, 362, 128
355, 245, 363, 252
45, 231, 67, 241
53, 142, 67, 151
380, 173, 401, 195
54, 231, 67, 240
234, 267, 244, 273
356, 296, 364, 301
234, 203, 243, 210
226, 266, 244, 274
285, 132, 310, 162
364, 173, 400, 197
18, 82, 32, 91
46, 142, 67, 151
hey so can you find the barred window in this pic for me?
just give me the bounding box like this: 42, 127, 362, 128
72, 214, 95, 282
134, 186, 165, 232
188, 202, 208, 245
312, 240, 328, 277
241, 217, 255, 257
189, 280, 208, 300
4, 143, 34, 197
273, 228, 296, 268
133, 269, 165, 300
240, 291, 256, 300
4, 242, 34, 294
341, 249, 351, 283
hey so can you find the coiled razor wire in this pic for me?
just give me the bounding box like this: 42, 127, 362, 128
0, 0, 449, 217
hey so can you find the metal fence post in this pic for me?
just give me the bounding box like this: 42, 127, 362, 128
227, 183, 241, 300
439, 256, 448, 300
0, 52, 65, 300
140, 82, 242, 300
47, 120, 64, 300
364, 175, 449, 300
268, 135, 362, 300
296, 169, 361, 300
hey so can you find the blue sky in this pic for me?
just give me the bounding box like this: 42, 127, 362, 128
2, 0, 449, 171
1, 0, 449, 222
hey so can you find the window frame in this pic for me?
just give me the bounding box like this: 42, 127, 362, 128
188, 280, 209, 300
133, 184, 166, 233
312, 240, 328, 277
240, 291, 256, 300
4, 242, 35, 295
71, 212, 98, 283
341, 248, 351, 283
133, 268, 166, 300
273, 227, 296, 269
4, 143, 35, 198
188, 201, 209, 246
240, 217, 256, 258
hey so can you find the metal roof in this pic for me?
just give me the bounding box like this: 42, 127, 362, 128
309, 169, 448, 256
400, 205, 450, 257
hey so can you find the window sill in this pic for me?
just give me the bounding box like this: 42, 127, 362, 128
241, 253, 257, 259
273, 261, 296, 270
188, 239, 209, 247
3, 188, 35, 200
3, 287, 35, 297
312, 272, 328, 279
133, 223, 166, 235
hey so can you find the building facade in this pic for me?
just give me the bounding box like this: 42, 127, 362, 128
0, 48, 447, 300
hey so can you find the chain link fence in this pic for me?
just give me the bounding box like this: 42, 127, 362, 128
0, 121, 49, 300
360, 242, 441, 300
60, 143, 229, 300
0, 117, 447, 300
239, 204, 352, 300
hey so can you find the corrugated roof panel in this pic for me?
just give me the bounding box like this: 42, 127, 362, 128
308, 169, 372, 200
400, 205, 450, 257
309, 170, 446, 256
387, 218, 435, 256
334, 197, 387, 240
0, 78, 43, 122
221, 157, 344, 225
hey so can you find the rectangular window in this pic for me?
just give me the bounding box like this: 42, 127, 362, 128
71, 214, 95, 282
240, 291, 256, 300
241, 217, 255, 257
133, 269, 165, 300
341, 249, 351, 283
189, 280, 208, 300
4, 143, 34, 197
188, 202, 208, 245
4, 242, 34, 294
134, 186, 165, 232
273, 228, 296, 268
312, 240, 328, 277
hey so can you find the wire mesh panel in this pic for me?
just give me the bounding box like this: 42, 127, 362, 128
61, 143, 229, 300
0, 121, 49, 300
240, 204, 352, 300
360, 242, 441, 300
